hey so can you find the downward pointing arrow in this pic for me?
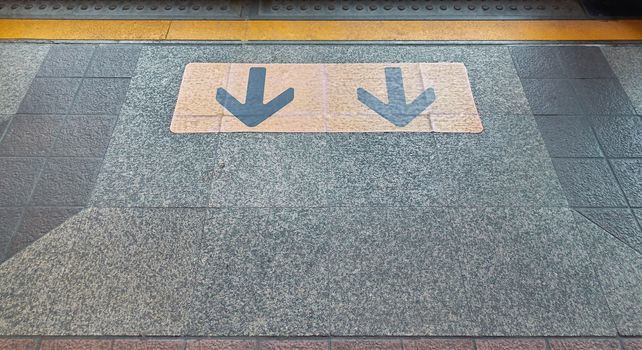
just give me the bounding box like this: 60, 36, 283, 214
357, 67, 436, 127
216, 67, 294, 127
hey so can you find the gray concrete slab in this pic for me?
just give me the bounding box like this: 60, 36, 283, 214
573, 211, 642, 336
0, 44, 49, 114
602, 46, 642, 115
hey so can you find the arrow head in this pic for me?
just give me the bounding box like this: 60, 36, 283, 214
216, 67, 294, 127
357, 67, 436, 127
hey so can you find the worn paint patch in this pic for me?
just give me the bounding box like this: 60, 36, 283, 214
171, 63, 482, 133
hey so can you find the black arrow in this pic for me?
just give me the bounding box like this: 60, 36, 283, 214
357, 67, 436, 127
216, 67, 294, 127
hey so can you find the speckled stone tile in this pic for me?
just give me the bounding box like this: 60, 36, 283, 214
0, 158, 44, 206
91, 154, 216, 207
0, 211, 85, 335
43, 208, 206, 335
577, 208, 642, 254
589, 115, 642, 158
535, 116, 603, 157
611, 159, 642, 207
573, 211, 642, 336
521, 79, 582, 115
9, 207, 82, 257
0, 43, 50, 114
0, 208, 208, 335
210, 134, 328, 207
17, 77, 81, 115
0, 208, 22, 262
37, 44, 95, 78
572, 79, 635, 115
603, 46, 642, 115
0, 115, 63, 157
326, 207, 472, 335
29, 158, 102, 207
69, 78, 131, 115
326, 151, 450, 207
552, 158, 627, 207
86, 45, 142, 78
453, 207, 615, 336
191, 208, 333, 335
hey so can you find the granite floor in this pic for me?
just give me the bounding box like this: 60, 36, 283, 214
0, 42, 640, 337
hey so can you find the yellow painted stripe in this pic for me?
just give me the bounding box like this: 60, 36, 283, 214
1, 19, 642, 41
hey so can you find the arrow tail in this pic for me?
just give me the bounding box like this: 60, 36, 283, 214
245, 67, 267, 105
384, 67, 406, 106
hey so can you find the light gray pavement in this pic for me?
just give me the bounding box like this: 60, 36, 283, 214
0, 43, 640, 337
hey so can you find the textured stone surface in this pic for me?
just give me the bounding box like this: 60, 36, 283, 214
0, 115, 63, 156
91, 154, 216, 207
556, 46, 615, 79
574, 212, 642, 335
589, 115, 642, 157
510, 46, 566, 79
86, 45, 142, 78
572, 79, 635, 115
578, 208, 642, 254
549, 338, 620, 350
69, 78, 131, 115
521, 79, 582, 115
0, 208, 207, 335
37, 44, 95, 77
603, 46, 642, 115
535, 116, 602, 157
10, 207, 82, 256
0, 43, 49, 114
30, 158, 102, 206
476, 339, 546, 350
552, 158, 627, 207
611, 159, 642, 207
49, 115, 117, 157
18, 77, 81, 114
0, 158, 44, 206
0, 207, 22, 261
